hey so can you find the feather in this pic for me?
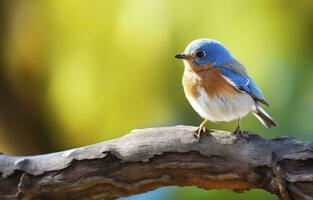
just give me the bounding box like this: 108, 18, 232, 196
218, 66, 269, 106
219, 59, 248, 76
252, 104, 277, 127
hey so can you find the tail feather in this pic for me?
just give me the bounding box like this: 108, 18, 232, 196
253, 105, 277, 128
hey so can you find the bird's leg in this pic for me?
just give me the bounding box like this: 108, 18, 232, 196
233, 118, 241, 134
233, 118, 244, 136
194, 118, 208, 139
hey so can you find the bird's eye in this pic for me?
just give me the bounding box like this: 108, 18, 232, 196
196, 51, 205, 58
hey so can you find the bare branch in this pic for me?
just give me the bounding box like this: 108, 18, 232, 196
0, 126, 312, 200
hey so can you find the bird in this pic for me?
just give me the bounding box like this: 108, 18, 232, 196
175, 38, 276, 138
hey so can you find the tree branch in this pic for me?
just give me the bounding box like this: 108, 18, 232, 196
0, 126, 312, 200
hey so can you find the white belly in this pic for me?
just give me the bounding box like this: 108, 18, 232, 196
186, 87, 254, 122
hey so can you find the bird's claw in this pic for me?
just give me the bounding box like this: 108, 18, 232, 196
194, 126, 206, 139
232, 127, 249, 140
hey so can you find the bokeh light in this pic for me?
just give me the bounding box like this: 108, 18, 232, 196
1, 0, 313, 199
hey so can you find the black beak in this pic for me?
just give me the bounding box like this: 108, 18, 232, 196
174, 53, 187, 59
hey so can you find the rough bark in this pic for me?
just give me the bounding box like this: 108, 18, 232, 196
0, 126, 312, 200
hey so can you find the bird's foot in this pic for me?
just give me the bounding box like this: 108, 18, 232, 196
194, 126, 206, 139
232, 127, 249, 140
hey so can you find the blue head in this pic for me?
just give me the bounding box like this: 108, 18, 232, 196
175, 39, 234, 66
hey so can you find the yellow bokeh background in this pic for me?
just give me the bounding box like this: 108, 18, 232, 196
0, 1, 313, 199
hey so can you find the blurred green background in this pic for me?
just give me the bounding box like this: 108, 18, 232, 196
1, 0, 313, 199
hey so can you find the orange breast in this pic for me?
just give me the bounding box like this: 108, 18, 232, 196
199, 68, 238, 97
183, 63, 238, 98
183, 70, 201, 98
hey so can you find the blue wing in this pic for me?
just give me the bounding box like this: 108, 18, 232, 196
219, 67, 269, 106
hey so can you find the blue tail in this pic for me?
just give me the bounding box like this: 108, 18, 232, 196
252, 105, 277, 128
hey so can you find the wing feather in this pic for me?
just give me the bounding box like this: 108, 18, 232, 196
219, 66, 269, 106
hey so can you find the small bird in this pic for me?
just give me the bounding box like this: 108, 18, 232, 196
175, 38, 276, 138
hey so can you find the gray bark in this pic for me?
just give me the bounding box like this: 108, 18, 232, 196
0, 126, 312, 200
